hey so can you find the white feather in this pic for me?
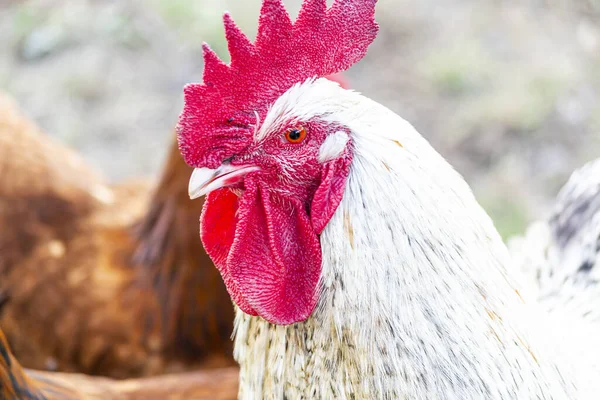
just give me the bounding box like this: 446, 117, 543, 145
234, 78, 599, 399
318, 130, 349, 163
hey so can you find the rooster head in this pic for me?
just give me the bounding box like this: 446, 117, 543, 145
178, 0, 378, 325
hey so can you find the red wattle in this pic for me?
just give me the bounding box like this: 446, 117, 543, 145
201, 179, 322, 325
201, 188, 257, 316
311, 155, 352, 234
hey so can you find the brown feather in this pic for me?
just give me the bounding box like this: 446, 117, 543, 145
0, 328, 238, 400
0, 92, 234, 378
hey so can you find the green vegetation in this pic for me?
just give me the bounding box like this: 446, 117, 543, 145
481, 196, 529, 240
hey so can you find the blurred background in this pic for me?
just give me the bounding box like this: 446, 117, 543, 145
0, 0, 599, 239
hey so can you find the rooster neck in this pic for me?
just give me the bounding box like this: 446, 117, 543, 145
232, 80, 578, 399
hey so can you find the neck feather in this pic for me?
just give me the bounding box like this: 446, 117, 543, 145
233, 81, 582, 399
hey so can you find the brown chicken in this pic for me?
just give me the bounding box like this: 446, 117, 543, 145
0, 92, 235, 378
0, 327, 238, 399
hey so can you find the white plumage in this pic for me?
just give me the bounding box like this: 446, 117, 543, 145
510, 158, 600, 309
232, 78, 600, 399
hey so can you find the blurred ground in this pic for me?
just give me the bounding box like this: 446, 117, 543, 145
0, 0, 599, 238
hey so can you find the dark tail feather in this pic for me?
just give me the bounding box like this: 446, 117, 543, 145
0, 329, 47, 400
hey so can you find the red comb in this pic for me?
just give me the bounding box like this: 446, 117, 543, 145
177, 0, 378, 168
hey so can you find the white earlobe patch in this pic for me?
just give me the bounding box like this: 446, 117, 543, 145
318, 131, 349, 163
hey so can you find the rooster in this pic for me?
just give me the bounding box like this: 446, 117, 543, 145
0, 92, 234, 378
178, 0, 600, 398
0, 327, 238, 400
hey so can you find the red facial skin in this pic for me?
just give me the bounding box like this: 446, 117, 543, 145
325, 73, 350, 90
200, 121, 352, 325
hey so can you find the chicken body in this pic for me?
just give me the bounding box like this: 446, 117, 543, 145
231, 79, 598, 399
0, 327, 238, 400
510, 158, 600, 323
0, 93, 234, 378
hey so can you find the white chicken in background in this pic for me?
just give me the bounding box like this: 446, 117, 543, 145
178, 0, 600, 398
510, 158, 600, 321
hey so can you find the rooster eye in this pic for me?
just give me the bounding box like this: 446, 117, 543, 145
285, 126, 307, 144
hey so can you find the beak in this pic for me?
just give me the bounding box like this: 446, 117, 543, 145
188, 163, 260, 199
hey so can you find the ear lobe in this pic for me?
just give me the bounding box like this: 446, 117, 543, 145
310, 155, 352, 234
201, 189, 238, 267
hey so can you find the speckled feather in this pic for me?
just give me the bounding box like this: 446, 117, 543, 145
231, 79, 597, 399
510, 158, 600, 308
